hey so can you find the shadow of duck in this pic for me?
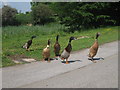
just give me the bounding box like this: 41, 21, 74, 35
88, 57, 104, 60
61, 60, 82, 64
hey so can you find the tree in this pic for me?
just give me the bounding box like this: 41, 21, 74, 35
31, 3, 53, 25
2, 5, 18, 26
15, 12, 32, 25
52, 2, 118, 32
0, 8, 2, 27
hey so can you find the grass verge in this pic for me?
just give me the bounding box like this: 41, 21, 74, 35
2, 23, 119, 67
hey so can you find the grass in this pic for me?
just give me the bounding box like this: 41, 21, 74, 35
2, 23, 119, 67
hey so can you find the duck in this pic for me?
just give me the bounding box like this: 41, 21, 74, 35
61, 36, 77, 64
42, 39, 51, 62
88, 32, 100, 63
54, 35, 60, 59
22, 35, 36, 51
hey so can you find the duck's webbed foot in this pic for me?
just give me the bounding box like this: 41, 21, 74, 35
66, 59, 69, 64
47, 58, 51, 63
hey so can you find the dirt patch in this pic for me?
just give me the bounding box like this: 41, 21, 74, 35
9, 54, 30, 60
9, 54, 36, 63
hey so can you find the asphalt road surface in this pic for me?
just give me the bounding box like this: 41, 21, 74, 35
2, 41, 118, 88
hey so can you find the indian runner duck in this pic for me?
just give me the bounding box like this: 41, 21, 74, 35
61, 36, 77, 64
54, 35, 60, 59
42, 39, 51, 62
88, 32, 100, 63
22, 35, 36, 51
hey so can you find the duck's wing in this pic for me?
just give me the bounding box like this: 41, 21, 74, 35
22, 43, 28, 49
89, 42, 99, 57
61, 49, 70, 59
42, 48, 50, 58
54, 43, 60, 52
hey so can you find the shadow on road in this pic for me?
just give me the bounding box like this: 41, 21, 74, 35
61, 60, 82, 64
88, 57, 104, 60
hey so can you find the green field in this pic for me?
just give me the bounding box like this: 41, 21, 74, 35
2, 23, 119, 67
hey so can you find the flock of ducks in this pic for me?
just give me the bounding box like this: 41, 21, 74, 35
22, 32, 100, 64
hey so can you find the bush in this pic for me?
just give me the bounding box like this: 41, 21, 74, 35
31, 3, 54, 25
15, 12, 32, 25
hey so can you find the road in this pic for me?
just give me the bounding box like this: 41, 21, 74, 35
2, 41, 118, 88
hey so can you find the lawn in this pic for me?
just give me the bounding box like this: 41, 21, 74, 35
2, 23, 119, 67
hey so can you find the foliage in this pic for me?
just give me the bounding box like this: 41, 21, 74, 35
31, 3, 54, 25
0, 8, 2, 25
2, 2, 118, 29
52, 2, 118, 32
2, 5, 19, 26
15, 12, 32, 25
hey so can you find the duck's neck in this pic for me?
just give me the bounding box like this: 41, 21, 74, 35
48, 40, 50, 46
69, 39, 72, 43
95, 39, 98, 43
56, 39, 59, 44
96, 35, 99, 39
65, 42, 72, 53
68, 42, 71, 44
56, 36, 59, 41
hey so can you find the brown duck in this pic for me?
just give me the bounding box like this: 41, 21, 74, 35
61, 37, 77, 64
54, 35, 60, 59
42, 39, 51, 62
22, 36, 36, 51
88, 32, 100, 63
